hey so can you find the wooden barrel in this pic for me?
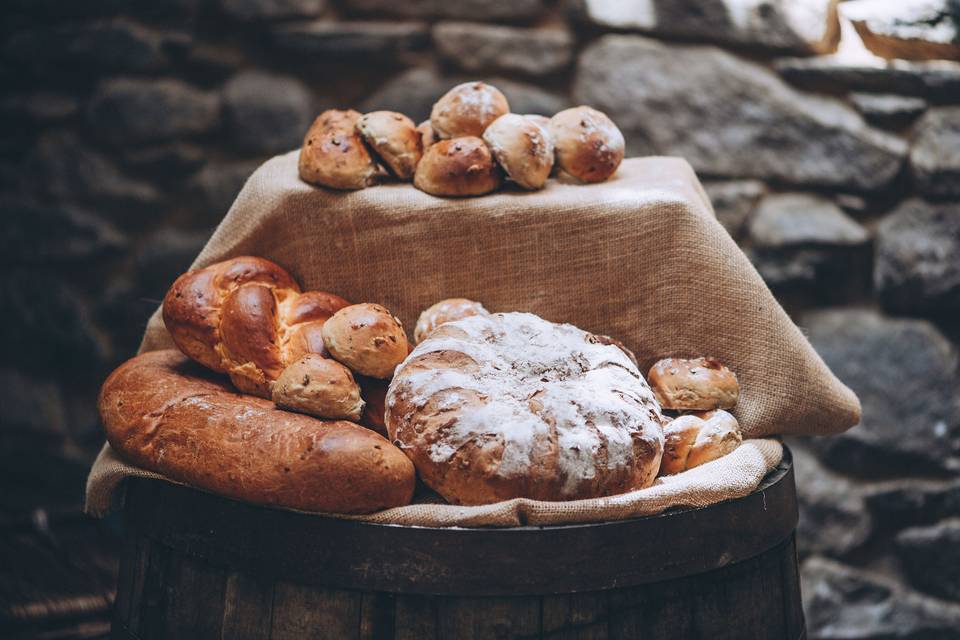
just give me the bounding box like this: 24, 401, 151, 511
111, 447, 802, 640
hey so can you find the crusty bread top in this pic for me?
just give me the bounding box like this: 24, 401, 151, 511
99, 350, 415, 513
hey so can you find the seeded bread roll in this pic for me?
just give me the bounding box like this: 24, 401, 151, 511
413, 137, 502, 197
414, 298, 488, 343
299, 109, 380, 190
430, 81, 509, 139
548, 106, 625, 183
659, 410, 742, 475
322, 303, 409, 379
99, 350, 415, 513
356, 111, 422, 180
482, 113, 555, 190
272, 353, 365, 421
647, 357, 740, 411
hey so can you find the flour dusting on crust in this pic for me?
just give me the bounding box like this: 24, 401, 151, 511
386, 312, 664, 502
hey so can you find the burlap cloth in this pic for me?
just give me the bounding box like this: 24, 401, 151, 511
85, 152, 860, 527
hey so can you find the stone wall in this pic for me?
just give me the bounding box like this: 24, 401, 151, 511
2, 1, 959, 636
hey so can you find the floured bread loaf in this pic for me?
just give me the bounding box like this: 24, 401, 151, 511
386, 312, 664, 505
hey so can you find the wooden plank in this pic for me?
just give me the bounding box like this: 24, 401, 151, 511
269, 582, 361, 640
159, 554, 227, 638
122, 451, 796, 596
393, 594, 438, 640
437, 596, 540, 639
136, 540, 170, 640
540, 593, 609, 639
779, 535, 805, 639
359, 592, 395, 640
221, 572, 274, 640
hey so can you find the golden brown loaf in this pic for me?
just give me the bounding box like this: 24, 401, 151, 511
413, 137, 502, 197
162, 256, 350, 398
482, 113, 555, 190
272, 353, 365, 421
548, 106, 625, 183
356, 111, 422, 180
647, 357, 740, 411
321, 303, 410, 379
659, 410, 742, 475
298, 109, 379, 190
386, 312, 664, 505
99, 350, 416, 513
430, 81, 510, 139
413, 298, 488, 343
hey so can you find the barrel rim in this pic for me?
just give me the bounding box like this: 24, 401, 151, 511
121, 446, 797, 596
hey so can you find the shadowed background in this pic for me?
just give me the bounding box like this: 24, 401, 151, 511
2, 0, 959, 637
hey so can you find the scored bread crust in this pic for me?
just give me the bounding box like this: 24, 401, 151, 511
99, 350, 415, 513
386, 312, 664, 505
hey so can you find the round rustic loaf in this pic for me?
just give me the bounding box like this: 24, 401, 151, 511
99, 350, 415, 513
647, 357, 740, 411
386, 312, 665, 505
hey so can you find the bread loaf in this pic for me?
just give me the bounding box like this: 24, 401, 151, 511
549, 106, 625, 183
99, 350, 416, 513
321, 303, 410, 379
413, 137, 502, 197
387, 312, 664, 505
162, 256, 350, 398
414, 298, 488, 344
647, 357, 739, 411
356, 111, 422, 180
482, 113, 554, 191
430, 81, 509, 139
659, 409, 742, 475
299, 109, 380, 190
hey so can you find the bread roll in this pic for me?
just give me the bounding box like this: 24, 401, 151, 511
357, 374, 389, 437
548, 106, 625, 183
299, 109, 379, 190
430, 81, 509, 139
162, 256, 350, 398
322, 303, 409, 379
647, 357, 739, 411
356, 111, 422, 180
524, 114, 552, 132
99, 350, 415, 513
413, 137, 502, 197
387, 312, 664, 505
414, 298, 488, 343
659, 409, 742, 475
482, 113, 555, 190
417, 120, 437, 150
272, 353, 365, 420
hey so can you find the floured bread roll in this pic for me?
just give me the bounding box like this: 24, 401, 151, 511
414, 298, 488, 343
648, 357, 739, 411
549, 106, 624, 183
483, 113, 554, 190
659, 410, 742, 475
430, 81, 509, 139
386, 312, 664, 505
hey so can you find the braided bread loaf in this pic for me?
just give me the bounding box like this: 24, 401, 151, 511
162, 256, 350, 398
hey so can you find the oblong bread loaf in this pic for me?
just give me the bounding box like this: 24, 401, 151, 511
98, 350, 415, 514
